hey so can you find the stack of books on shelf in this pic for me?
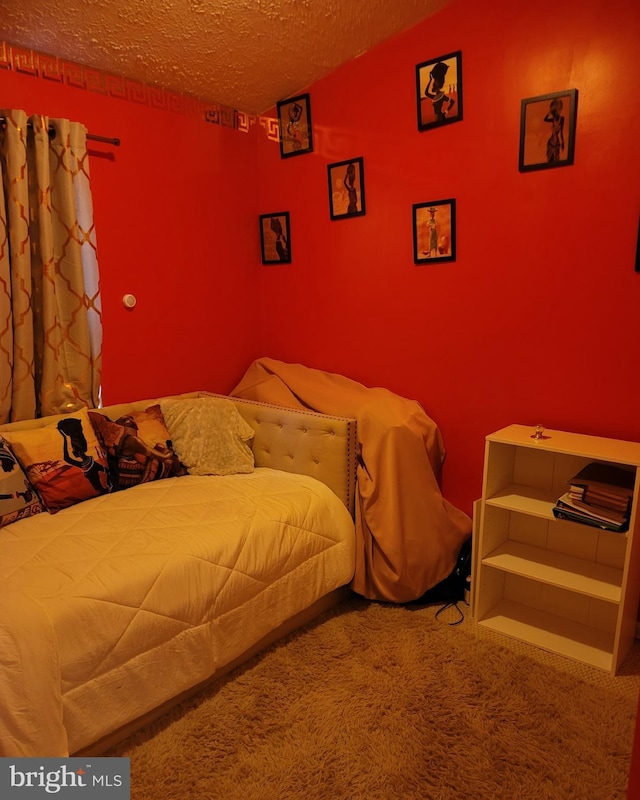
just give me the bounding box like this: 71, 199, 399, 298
553, 462, 635, 533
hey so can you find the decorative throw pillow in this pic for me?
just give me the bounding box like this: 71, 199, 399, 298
2, 409, 112, 514
160, 396, 255, 476
0, 437, 44, 527
89, 404, 187, 490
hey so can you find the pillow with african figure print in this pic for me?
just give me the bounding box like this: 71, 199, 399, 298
2, 408, 112, 513
0, 437, 44, 526
88, 404, 187, 490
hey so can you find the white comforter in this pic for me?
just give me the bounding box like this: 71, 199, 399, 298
0, 469, 355, 756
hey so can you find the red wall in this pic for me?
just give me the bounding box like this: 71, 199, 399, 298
0, 68, 262, 403
256, 0, 640, 518
3, 0, 638, 514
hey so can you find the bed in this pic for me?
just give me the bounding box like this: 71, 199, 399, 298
0, 392, 357, 756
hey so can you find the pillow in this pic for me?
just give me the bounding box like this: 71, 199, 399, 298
0, 437, 44, 526
2, 408, 112, 513
160, 396, 255, 476
89, 404, 187, 490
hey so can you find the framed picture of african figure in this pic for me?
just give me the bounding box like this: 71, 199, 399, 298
277, 93, 313, 158
416, 51, 463, 132
327, 157, 366, 220
518, 89, 578, 172
412, 199, 456, 264
259, 212, 291, 264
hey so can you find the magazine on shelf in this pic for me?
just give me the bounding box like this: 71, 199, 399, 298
552, 504, 628, 532
554, 492, 629, 530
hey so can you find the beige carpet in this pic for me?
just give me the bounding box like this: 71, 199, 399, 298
107, 595, 640, 800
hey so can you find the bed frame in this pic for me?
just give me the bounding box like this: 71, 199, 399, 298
67, 391, 358, 755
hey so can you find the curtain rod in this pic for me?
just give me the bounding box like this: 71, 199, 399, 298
0, 116, 120, 146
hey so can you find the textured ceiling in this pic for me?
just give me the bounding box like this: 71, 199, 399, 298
0, 0, 447, 114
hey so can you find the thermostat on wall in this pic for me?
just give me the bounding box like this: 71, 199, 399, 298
122, 294, 137, 309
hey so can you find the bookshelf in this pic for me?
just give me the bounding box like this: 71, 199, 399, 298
472, 424, 640, 675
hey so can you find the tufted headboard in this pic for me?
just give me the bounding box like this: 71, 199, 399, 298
211, 393, 357, 517
0, 391, 358, 518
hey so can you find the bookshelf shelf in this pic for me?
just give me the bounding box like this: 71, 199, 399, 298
482, 541, 622, 603
479, 599, 615, 672
486, 485, 559, 519
472, 424, 640, 675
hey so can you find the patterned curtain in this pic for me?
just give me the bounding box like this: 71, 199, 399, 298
0, 109, 102, 423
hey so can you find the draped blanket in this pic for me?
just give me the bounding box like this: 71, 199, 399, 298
232, 358, 471, 603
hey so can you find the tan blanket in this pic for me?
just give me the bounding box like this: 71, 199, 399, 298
0, 470, 354, 756
232, 358, 472, 602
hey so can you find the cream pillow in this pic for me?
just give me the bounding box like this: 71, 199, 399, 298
160, 397, 255, 476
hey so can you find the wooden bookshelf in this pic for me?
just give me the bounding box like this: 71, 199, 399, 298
472, 424, 640, 674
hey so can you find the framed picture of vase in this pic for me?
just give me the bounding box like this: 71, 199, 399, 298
518, 89, 578, 172
412, 199, 456, 264
259, 211, 291, 264
327, 157, 366, 220
277, 93, 313, 158
416, 51, 463, 132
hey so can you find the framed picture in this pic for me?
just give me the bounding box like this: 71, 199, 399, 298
277, 93, 313, 158
259, 212, 291, 264
416, 51, 463, 132
412, 199, 456, 264
327, 157, 366, 220
519, 89, 578, 172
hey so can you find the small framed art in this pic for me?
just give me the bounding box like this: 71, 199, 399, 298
259, 212, 291, 264
327, 157, 366, 220
412, 199, 456, 264
519, 89, 578, 172
416, 51, 463, 132
277, 93, 313, 158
